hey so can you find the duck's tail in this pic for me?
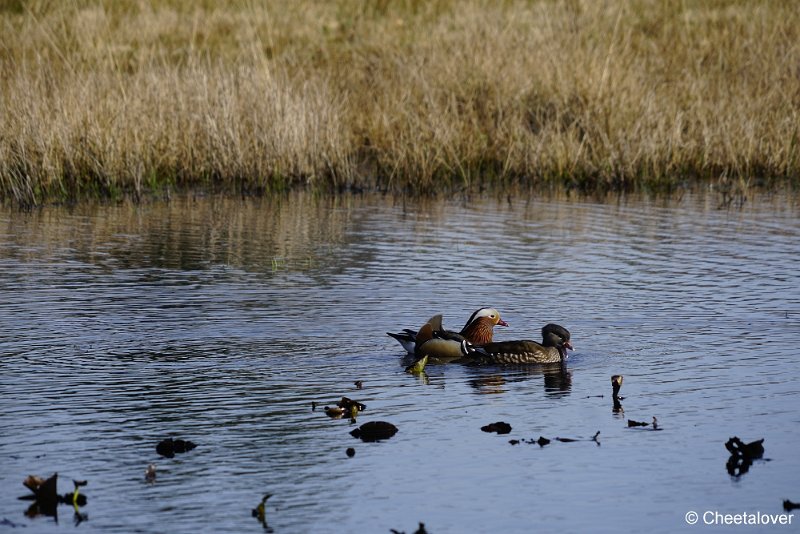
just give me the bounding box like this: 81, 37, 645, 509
387, 330, 416, 354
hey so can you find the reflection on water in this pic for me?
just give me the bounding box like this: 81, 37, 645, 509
1, 191, 799, 533
467, 365, 572, 396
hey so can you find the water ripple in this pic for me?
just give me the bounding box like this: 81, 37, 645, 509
1, 192, 799, 533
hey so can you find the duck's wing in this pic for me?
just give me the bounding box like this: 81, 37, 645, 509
425, 314, 444, 332
433, 329, 466, 342
388, 315, 446, 356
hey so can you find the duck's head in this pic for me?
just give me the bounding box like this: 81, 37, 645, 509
463, 307, 509, 329
541, 323, 573, 357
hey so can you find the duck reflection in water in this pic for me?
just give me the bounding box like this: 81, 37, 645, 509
468, 364, 572, 396
400, 346, 573, 395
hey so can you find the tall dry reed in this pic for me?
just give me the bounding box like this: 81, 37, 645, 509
1, 0, 799, 204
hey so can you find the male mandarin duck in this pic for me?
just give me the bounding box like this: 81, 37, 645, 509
411, 309, 509, 360
465, 323, 573, 364
387, 307, 509, 356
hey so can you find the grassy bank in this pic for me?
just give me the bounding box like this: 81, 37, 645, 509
1, 0, 799, 205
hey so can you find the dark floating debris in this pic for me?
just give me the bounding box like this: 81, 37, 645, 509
337, 397, 366, 412
23, 474, 58, 506
725, 436, 764, 459
350, 421, 398, 442
346, 447, 356, 458
553, 432, 600, 444
511, 437, 549, 446
156, 438, 197, 458
172, 439, 195, 453
611, 375, 624, 413
611, 375, 624, 399
784, 500, 800, 512
725, 436, 765, 477
726, 455, 752, 477
252, 494, 271, 519
311, 401, 318, 411
251, 494, 273, 532
20, 473, 88, 522
511, 433, 599, 447
70, 480, 89, 525
627, 419, 649, 428
145, 464, 156, 483
323, 397, 367, 419
481, 422, 512, 435
627, 417, 662, 430
71, 479, 87, 504
391, 522, 429, 534
324, 406, 345, 419
21, 473, 86, 506
354, 380, 363, 390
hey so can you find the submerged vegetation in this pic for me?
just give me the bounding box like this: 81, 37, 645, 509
1, 0, 799, 205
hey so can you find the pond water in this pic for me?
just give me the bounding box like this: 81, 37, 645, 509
1, 191, 799, 533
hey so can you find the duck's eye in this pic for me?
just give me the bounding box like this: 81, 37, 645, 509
490, 314, 496, 318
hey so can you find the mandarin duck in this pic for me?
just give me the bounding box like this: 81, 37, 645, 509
465, 323, 573, 364
387, 307, 508, 355
412, 310, 508, 360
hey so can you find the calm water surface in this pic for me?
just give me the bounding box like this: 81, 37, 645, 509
1, 192, 799, 533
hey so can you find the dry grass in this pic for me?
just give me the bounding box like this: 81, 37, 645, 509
1, 0, 799, 205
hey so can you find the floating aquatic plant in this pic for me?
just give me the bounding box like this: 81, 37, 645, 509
405, 355, 428, 374
251, 494, 273, 532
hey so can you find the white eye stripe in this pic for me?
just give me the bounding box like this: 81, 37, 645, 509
464, 307, 502, 330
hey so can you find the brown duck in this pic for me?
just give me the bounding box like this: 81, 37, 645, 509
467, 323, 573, 364
387, 307, 508, 356
411, 308, 508, 360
